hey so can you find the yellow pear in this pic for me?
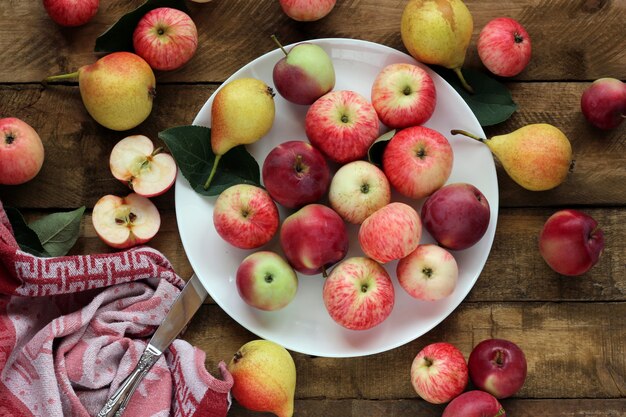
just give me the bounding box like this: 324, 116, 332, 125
227, 339, 296, 417
401, 0, 474, 92
452, 124, 574, 191
44, 52, 156, 131
205, 77, 276, 189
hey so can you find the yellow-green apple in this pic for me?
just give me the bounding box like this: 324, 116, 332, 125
44, 52, 156, 131
538, 209, 604, 276
271, 37, 335, 105
382, 126, 453, 199
468, 338, 527, 399
581, 78, 626, 130
305, 90, 380, 164
442, 390, 506, 417
0, 117, 44, 185
477, 17, 532, 77
227, 339, 296, 417
262, 140, 330, 209
213, 184, 279, 249
109, 135, 177, 197
411, 342, 468, 404
422, 183, 490, 250
280, 204, 348, 275
397, 244, 458, 301
236, 251, 298, 311
43, 0, 98, 27
358, 202, 422, 264
92, 193, 161, 249
328, 160, 391, 224
279, 0, 336, 21
133, 7, 198, 71
323, 257, 395, 330
371, 63, 436, 128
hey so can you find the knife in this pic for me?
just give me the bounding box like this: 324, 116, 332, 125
97, 273, 208, 417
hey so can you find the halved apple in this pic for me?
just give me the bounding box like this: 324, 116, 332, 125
110, 135, 177, 197
92, 193, 161, 249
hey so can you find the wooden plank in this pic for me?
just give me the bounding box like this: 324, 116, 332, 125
185, 302, 626, 399
1, 82, 625, 209
0, 1, 624, 83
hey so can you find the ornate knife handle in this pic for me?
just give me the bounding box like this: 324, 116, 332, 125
97, 344, 162, 417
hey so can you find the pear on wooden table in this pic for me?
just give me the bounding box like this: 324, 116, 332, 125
205, 77, 276, 189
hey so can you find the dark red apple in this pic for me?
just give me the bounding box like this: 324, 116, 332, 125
442, 390, 506, 417
468, 338, 527, 399
580, 78, 626, 130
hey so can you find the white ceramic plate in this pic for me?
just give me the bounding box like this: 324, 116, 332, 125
175, 38, 498, 358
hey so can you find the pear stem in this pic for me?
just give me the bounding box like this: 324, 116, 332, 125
42, 71, 79, 84
450, 129, 487, 142
270, 34, 289, 57
453, 67, 474, 93
204, 154, 222, 190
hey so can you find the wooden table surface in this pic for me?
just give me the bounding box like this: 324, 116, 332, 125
1, 1, 625, 416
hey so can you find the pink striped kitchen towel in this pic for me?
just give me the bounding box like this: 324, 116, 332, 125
0, 201, 233, 417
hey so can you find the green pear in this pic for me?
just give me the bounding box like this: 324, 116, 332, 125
204, 77, 275, 189
44, 52, 156, 131
452, 124, 574, 191
401, 0, 474, 92
227, 339, 296, 417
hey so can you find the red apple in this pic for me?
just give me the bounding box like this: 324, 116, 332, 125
468, 338, 527, 399
538, 209, 604, 276
442, 390, 506, 417
411, 342, 468, 404
358, 202, 422, 264
262, 140, 331, 209
580, 78, 626, 130
280, 204, 349, 275
0, 117, 45, 185
421, 183, 490, 251
109, 135, 177, 197
279, 0, 336, 22
305, 90, 380, 164
236, 251, 298, 311
213, 184, 280, 250
397, 244, 458, 301
92, 193, 161, 249
371, 63, 436, 128
382, 126, 453, 199
328, 160, 391, 224
133, 7, 198, 71
323, 257, 395, 330
43, 0, 98, 27
477, 17, 532, 77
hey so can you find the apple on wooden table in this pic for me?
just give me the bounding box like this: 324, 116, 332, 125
0, 117, 45, 185
477, 17, 532, 77
278, 0, 336, 22
580, 78, 626, 130
468, 338, 527, 399
442, 390, 506, 417
43, 0, 99, 27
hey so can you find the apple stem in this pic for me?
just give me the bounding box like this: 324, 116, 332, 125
270, 34, 289, 57
321, 265, 328, 278
204, 154, 222, 190
152, 147, 163, 156
42, 71, 80, 85
494, 407, 506, 417
453, 67, 474, 93
450, 129, 488, 143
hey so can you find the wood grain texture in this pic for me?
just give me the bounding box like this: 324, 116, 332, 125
0, 1, 623, 83
186, 302, 626, 399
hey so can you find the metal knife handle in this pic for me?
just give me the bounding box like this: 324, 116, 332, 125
97, 344, 162, 417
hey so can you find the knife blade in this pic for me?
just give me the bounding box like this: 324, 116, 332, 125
97, 273, 208, 417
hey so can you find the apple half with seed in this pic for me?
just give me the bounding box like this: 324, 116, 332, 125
110, 135, 177, 197
92, 193, 161, 249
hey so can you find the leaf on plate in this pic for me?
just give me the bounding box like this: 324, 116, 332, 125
4, 207, 50, 257
28, 206, 86, 257
94, 0, 189, 53
159, 125, 261, 196
435, 67, 518, 127
367, 130, 396, 167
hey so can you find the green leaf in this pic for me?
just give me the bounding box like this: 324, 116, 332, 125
367, 130, 396, 167
28, 207, 85, 257
435, 67, 518, 127
4, 207, 49, 257
159, 125, 261, 196
94, 0, 189, 53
